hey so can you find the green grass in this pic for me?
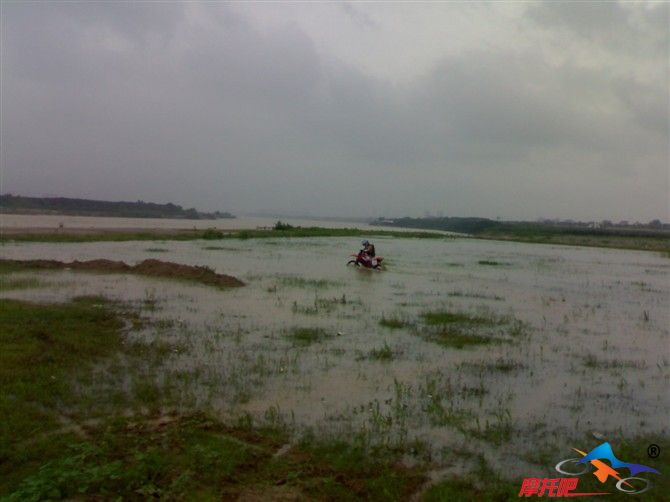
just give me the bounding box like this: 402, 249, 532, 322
284, 327, 328, 346
476, 232, 670, 254
379, 315, 411, 329
0, 296, 126, 488
367, 342, 395, 361
428, 329, 497, 349
202, 245, 243, 251
1, 296, 665, 500
423, 478, 517, 501
0, 261, 33, 274
583, 354, 646, 370
447, 291, 504, 301
278, 276, 342, 289
3, 412, 429, 501
420, 310, 494, 326
459, 358, 526, 373
0, 227, 446, 243
417, 310, 525, 349
0, 275, 50, 290
0, 298, 431, 500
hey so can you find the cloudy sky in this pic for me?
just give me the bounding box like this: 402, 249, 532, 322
1, 1, 668, 221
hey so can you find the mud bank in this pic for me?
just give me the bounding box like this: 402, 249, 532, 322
0, 258, 245, 288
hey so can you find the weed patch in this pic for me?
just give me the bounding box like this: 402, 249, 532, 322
285, 327, 328, 346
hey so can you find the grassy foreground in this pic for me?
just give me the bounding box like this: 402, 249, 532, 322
2, 298, 666, 500
0, 297, 432, 500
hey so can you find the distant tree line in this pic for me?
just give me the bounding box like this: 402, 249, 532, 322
0, 194, 234, 220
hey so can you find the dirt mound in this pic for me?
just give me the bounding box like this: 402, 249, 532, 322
133, 259, 244, 288
71, 259, 131, 272
0, 258, 244, 289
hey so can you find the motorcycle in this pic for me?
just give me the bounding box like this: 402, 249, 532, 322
347, 250, 384, 270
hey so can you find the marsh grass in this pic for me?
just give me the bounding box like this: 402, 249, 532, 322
423, 455, 518, 501
144, 247, 169, 253
420, 310, 494, 326
426, 398, 475, 429
583, 354, 646, 370
278, 276, 342, 289
0, 297, 126, 469
469, 409, 514, 445
1, 227, 445, 243
2, 294, 663, 499
367, 342, 395, 361
0, 275, 50, 290
202, 245, 244, 251
315, 295, 348, 309
459, 358, 527, 373
3, 411, 428, 501
379, 314, 412, 329
418, 310, 527, 349
428, 328, 498, 349
291, 294, 350, 316
285, 327, 328, 346
447, 290, 504, 301
0, 261, 32, 274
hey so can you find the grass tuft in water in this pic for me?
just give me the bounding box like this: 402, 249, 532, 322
367, 342, 395, 361
429, 328, 497, 349
379, 315, 411, 329
0, 276, 51, 290
583, 354, 646, 370
285, 327, 328, 346
278, 276, 342, 289
420, 310, 493, 326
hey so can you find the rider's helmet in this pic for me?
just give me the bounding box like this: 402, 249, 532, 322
362, 240, 369, 246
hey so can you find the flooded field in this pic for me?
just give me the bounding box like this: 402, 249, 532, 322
2, 236, 668, 480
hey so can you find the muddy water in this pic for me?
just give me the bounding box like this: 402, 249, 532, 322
1, 236, 668, 476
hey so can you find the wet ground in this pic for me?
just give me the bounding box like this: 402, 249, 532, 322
1, 236, 668, 478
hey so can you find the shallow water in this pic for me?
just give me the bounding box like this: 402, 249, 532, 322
2, 236, 668, 476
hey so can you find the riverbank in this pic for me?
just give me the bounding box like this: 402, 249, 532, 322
474, 232, 670, 254
2, 225, 667, 255
0, 226, 448, 243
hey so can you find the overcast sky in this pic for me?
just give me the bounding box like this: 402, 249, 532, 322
1, 1, 668, 221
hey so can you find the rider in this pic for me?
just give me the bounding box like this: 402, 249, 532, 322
361, 240, 376, 262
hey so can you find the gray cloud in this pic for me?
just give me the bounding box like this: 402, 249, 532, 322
1, 2, 667, 221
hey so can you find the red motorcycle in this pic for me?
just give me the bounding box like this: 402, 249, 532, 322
347, 250, 384, 269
